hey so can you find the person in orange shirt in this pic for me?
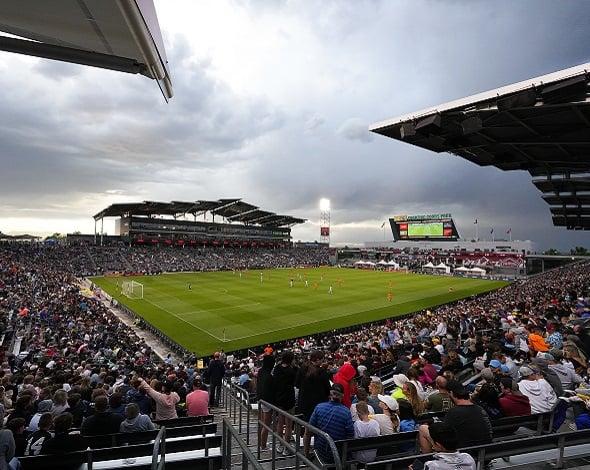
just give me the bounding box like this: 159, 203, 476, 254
527, 326, 549, 355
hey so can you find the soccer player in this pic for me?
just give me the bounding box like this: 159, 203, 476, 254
260, 272, 263, 284
312, 282, 318, 290
448, 286, 454, 293
305, 280, 309, 287
239, 272, 243, 279
289, 278, 294, 288
328, 286, 333, 295
387, 291, 393, 302
188, 283, 192, 290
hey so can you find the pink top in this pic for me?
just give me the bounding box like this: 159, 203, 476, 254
186, 389, 210, 417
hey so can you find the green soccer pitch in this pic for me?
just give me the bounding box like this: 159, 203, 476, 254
91, 268, 508, 356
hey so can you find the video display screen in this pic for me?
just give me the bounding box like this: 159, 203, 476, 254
407, 222, 443, 237
390, 214, 459, 241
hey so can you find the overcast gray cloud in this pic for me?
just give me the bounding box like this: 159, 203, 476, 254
0, 0, 589, 250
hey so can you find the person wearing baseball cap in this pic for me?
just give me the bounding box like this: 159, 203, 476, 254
390, 374, 408, 400
305, 383, 353, 463
372, 394, 399, 435
517, 366, 557, 414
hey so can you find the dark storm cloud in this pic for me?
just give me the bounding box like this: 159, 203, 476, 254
1, 0, 589, 249
0, 34, 284, 218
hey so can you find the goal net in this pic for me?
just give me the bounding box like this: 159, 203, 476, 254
121, 280, 144, 299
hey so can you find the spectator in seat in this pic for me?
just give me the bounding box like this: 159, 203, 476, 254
419, 422, 476, 470
390, 374, 408, 401
27, 399, 53, 432
81, 395, 124, 436
67, 394, 85, 428
498, 377, 531, 417
186, 376, 209, 417
373, 394, 400, 435
367, 377, 384, 414
572, 324, 590, 357
139, 378, 180, 421
120, 403, 156, 433
350, 387, 374, 422
108, 392, 126, 418
0, 427, 15, 470
41, 412, 87, 455
306, 384, 354, 463
427, 376, 454, 413
419, 381, 492, 453
517, 366, 556, 414
532, 357, 564, 397
353, 402, 380, 464
527, 326, 549, 355
51, 390, 69, 417
126, 378, 151, 416
206, 352, 225, 407
6, 418, 26, 457
547, 353, 583, 391
24, 413, 53, 456
8, 395, 32, 425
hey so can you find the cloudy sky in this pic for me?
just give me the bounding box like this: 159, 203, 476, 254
0, 0, 589, 249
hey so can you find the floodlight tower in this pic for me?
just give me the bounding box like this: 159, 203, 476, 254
319, 198, 331, 245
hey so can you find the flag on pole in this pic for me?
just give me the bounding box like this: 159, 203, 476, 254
380, 222, 386, 228
474, 219, 478, 224
490, 228, 494, 234
506, 228, 511, 234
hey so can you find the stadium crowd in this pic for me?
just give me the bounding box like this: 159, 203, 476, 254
0, 244, 330, 277
0, 240, 589, 469
226, 261, 590, 467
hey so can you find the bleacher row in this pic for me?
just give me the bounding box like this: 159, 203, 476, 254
19, 415, 221, 470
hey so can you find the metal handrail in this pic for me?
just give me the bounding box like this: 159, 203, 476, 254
221, 379, 253, 445
151, 426, 166, 470
256, 399, 342, 470
222, 417, 265, 470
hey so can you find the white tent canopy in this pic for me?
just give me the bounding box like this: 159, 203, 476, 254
377, 259, 389, 265
470, 267, 487, 274
454, 266, 470, 272
435, 263, 448, 269
423, 262, 435, 268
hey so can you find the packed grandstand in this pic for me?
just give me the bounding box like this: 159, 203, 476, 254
0, 239, 589, 469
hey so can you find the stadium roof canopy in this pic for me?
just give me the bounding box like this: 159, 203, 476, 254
0, 0, 172, 100
370, 63, 590, 230
93, 200, 306, 227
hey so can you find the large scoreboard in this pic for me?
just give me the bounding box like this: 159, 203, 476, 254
390, 213, 459, 241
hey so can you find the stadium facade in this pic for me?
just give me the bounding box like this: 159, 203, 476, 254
364, 239, 535, 253
70, 199, 306, 248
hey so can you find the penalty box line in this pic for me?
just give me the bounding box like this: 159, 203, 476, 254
224, 301, 398, 342
143, 297, 226, 342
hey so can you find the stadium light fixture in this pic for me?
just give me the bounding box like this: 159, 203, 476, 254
319, 198, 331, 212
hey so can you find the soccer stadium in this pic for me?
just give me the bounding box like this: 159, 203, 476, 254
0, 2, 590, 470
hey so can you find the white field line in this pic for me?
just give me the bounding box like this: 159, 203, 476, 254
142, 297, 225, 342
220, 283, 486, 342
223, 301, 395, 342
176, 302, 262, 316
